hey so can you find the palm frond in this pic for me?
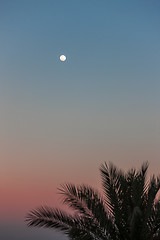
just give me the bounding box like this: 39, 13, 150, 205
26, 206, 78, 234
58, 183, 89, 215
100, 162, 129, 239
59, 183, 117, 239
141, 176, 160, 238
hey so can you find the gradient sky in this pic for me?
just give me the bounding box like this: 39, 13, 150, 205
1, 0, 160, 239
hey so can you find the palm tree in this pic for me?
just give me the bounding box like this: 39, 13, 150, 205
26, 162, 160, 240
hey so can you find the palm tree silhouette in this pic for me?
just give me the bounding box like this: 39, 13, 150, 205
26, 162, 160, 239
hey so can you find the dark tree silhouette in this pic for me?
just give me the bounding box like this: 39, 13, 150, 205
26, 162, 160, 240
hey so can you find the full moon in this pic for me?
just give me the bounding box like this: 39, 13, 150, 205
60, 55, 66, 62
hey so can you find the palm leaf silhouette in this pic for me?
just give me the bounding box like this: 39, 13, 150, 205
26, 162, 160, 240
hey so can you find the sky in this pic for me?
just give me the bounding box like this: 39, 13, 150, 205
1, 0, 160, 239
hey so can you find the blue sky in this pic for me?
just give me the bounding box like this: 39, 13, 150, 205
1, 1, 160, 239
